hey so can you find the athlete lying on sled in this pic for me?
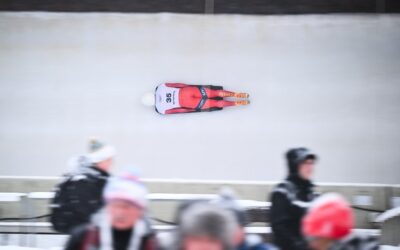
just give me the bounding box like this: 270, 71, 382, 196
143, 83, 250, 115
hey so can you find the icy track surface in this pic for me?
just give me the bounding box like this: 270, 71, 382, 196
0, 12, 400, 183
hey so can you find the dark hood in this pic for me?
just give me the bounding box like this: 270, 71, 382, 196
286, 147, 317, 176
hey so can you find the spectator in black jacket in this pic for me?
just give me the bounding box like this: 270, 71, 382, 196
269, 147, 319, 250
64, 172, 157, 250
50, 138, 116, 233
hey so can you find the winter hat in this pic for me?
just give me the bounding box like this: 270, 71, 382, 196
103, 171, 148, 209
87, 138, 116, 164
286, 147, 317, 175
178, 203, 238, 250
302, 193, 354, 240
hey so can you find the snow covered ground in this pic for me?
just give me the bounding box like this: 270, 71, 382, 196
0, 12, 400, 184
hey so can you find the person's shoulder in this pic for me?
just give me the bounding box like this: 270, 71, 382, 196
272, 181, 292, 194
359, 235, 379, 249
66, 169, 107, 192
78, 167, 109, 181
332, 233, 379, 250
140, 231, 159, 250
70, 223, 92, 235
270, 181, 297, 204
275, 181, 289, 188
65, 224, 97, 250
255, 243, 280, 250
244, 234, 279, 250
155, 83, 167, 91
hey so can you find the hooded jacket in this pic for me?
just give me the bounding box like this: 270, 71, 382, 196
269, 148, 318, 250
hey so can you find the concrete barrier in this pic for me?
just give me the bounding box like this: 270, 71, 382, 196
0, 177, 399, 229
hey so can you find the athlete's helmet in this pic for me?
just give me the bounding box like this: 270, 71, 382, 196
141, 92, 155, 107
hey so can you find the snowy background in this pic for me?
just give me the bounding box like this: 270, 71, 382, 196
0, 12, 399, 183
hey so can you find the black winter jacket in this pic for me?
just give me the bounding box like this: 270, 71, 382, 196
270, 175, 317, 250
50, 166, 110, 233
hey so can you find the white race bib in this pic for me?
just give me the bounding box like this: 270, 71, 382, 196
155, 84, 181, 114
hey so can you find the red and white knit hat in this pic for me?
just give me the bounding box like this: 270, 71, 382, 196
302, 193, 354, 240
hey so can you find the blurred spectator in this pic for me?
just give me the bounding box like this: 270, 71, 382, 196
64, 172, 157, 250
302, 193, 379, 250
214, 188, 278, 250
50, 138, 115, 233
173, 202, 238, 250
270, 148, 319, 250
170, 189, 278, 250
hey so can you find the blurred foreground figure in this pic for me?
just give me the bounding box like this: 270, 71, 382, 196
173, 203, 239, 250
65, 172, 157, 250
142, 83, 250, 115
51, 138, 116, 233
270, 148, 318, 250
169, 189, 277, 250
302, 194, 379, 250
214, 189, 278, 250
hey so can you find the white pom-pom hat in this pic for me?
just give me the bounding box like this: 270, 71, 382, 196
87, 138, 116, 163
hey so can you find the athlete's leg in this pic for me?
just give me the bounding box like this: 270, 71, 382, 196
232, 92, 250, 98
203, 99, 234, 108
205, 88, 249, 98
204, 88, 234, 98
203, 99, 249, 109
181, 86, 229, 98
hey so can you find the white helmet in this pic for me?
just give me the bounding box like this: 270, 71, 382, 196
141, 92, 155, 107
